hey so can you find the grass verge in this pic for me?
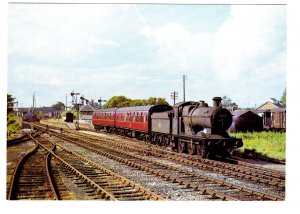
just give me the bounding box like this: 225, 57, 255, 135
7, 114, 22, 139
231, 131, 286, 161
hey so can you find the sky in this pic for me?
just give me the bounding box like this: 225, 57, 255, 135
7, 3, 286, 108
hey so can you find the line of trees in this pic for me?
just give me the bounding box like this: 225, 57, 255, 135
51, 88, 287, 111
51, 101, 65, 110
103, 96, 169, 108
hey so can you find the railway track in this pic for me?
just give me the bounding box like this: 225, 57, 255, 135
7, 132, 58, 200
44, 129, 284, 201
7, 128, 164, 200
60, 129, 285, 190
52, 143, 164, 200
7, 137, 37, 199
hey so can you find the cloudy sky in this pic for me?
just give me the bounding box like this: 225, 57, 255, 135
7, 3, 286, 108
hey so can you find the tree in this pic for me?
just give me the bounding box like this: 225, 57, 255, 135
147, 97, 157, 105
103, 96, 169, 108
7, 94, 16, 114
7, 94, 21, 137
51, 101, 65, 110
103, 96, 129, 108
221, 96, 232, 108
157, 98, 168, 105
221, 96, 239, 109
280, 88, 286, 106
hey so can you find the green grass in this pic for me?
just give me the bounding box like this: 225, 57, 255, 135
231, 132, 286, 161
7, 114, 22, 139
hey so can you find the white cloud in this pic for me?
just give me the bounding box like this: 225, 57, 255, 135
10, 64, 64, 87
7, 4, 286, 108
213, 5, 286, 82
8, 4, 121, 64
141, 23, 213, 72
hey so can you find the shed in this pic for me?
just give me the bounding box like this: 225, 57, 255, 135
79, 104, 95, 121
230, 110, 263, 133
15, 107, 59, 119
256, 98, 286, 129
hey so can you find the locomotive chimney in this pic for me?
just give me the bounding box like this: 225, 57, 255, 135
199, 100, 205, 107
212, 97, 222, 108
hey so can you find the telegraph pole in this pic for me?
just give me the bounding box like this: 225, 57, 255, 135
183, 75, 187, 102
32, 92, 36, 113
170, 91, 178, 105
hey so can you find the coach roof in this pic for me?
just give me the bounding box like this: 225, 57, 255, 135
116, 105, 155, 112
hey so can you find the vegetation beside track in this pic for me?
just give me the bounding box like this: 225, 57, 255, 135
7, 114, 22, 139
232, 132, 286, 161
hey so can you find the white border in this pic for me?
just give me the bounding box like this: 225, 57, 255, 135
2, 1, 299, 214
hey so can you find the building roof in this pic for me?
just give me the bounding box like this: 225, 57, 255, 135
232, 110, 261, 119
256, 98, 285, 111
79, 104, 95, 112
15, 107, 58, 112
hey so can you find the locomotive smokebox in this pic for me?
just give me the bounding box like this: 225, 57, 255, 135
213, 97, 222, 108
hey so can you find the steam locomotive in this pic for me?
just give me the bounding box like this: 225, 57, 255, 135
92, 97, 243, 158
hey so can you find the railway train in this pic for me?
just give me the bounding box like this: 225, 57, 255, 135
92, 97, 243, 159
22, 112, 40, 122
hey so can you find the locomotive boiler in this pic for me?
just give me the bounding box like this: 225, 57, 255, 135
181, 97, 232, 135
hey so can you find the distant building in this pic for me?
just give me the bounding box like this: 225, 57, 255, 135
79, 104, 95, 122
14, 107, 61, 119
230, 110, 263, 133
256, 98, 286, 131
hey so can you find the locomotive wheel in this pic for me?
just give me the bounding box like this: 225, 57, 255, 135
195, 144, 208, 158
187, 140, 194, 155
187, 144, 193, 155
178, 141, 185, 153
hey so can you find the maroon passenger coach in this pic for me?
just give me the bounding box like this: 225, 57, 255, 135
92, 105, 172, 139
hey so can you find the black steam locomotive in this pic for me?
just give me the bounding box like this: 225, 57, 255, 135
92, 97, 243, 159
